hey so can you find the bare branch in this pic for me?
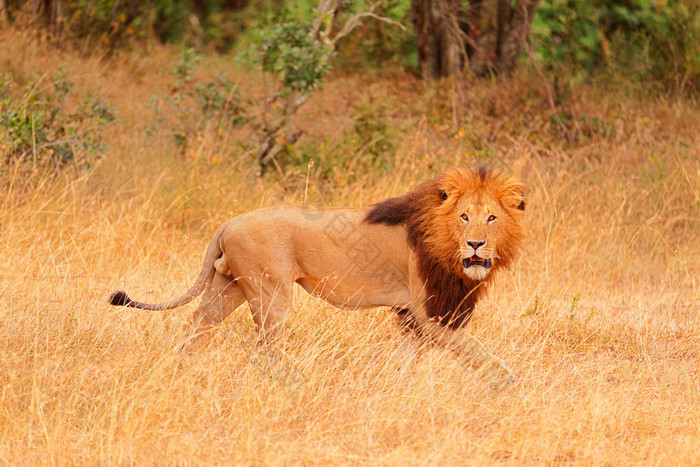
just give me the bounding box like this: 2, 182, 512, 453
310, 0, 335, 40
331, 2, 407, 48
294, 93, 311, 109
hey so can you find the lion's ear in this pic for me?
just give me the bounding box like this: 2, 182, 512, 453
514, 186, 527, 211
438, 188, 448, 201
504, 183, 527, 211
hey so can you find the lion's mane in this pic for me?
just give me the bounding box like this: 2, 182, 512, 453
364, 166, 525, 328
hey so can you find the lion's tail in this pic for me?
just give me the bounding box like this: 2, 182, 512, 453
108, 223, 227, 311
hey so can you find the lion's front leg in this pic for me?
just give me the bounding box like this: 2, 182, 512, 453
391, 308, 426, 371
417, 319, 515, 391
403, 255, 514, 390
406, 306, 515, 390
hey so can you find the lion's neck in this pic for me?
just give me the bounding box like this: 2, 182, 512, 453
416, 249, 487, 329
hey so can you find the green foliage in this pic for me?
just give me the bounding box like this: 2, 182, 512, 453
276, 98, 400, 184
148, 48, 248, 150
0, 67, 116, 169
351, 101, 399, 164
335, 0, 416, 70
5, 0, 697, 92
233, 1, 414, 72
533, 0, 700, 92
173, 47, 202, 85
43, 0, 169, 47
234, 0, 319, 26
254, 22, 334, 95
533, 1, 601, 71
4, 0, 242, 49
152, 0, 190, 43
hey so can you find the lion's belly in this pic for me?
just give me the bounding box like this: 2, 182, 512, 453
296, 276, 411, 310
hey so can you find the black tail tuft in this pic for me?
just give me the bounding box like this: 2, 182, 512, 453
109, 290, 133, 307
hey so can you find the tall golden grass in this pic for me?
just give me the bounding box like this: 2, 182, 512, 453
1, 30, 698, 464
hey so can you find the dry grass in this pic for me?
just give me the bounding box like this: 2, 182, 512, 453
1, 30, 699, 464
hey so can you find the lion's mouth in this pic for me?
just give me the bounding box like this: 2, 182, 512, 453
463, 256, 492, 269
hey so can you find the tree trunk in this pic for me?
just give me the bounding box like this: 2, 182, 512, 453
47, 0, 63, 39
411, 0, 462, 80
411, 0, 541, 79
29, 0, 63, 38
494, 0, 540, 74
0, 0, 8, 27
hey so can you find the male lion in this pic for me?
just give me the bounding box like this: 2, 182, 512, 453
109, 167, 526, 385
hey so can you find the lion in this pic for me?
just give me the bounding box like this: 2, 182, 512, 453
109, 167, 526, 385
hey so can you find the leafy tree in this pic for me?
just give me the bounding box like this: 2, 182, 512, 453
248, 0, 405, 172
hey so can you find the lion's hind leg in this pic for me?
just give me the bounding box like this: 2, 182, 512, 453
178, 272, 246, 350
235, 274, 294, 343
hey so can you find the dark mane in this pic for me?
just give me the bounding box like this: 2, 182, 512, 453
364, 175, 485, 328
363, 194, 413, 226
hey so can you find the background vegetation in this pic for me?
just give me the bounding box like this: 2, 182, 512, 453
2, 1, 699, 87
0, 0, 698, 463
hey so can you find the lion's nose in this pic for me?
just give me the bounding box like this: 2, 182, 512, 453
467, 241, 485, 251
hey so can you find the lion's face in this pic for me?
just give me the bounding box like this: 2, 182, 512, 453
453, 192, 514, 281
423, 168, 526, 282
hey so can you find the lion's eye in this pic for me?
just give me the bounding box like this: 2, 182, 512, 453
460, 213, 468, 222
487, 215, 497, 223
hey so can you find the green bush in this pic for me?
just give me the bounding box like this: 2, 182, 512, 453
3, 0, 244, 50
334, 0, 416, 71
146, 48, 248, 150
533, 0, 700, 92
0, 67, 116, 169
275, 97, 400, 185
255, 22, 334, 95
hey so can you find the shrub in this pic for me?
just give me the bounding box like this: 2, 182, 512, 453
533, 0, 700, 93
147, 48, 248, 152
0, 67, 116, 170
255, 22, 334, 96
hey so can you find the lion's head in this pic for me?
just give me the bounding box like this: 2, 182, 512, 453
365, 166, 527, 327
424, 167, 527, 281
